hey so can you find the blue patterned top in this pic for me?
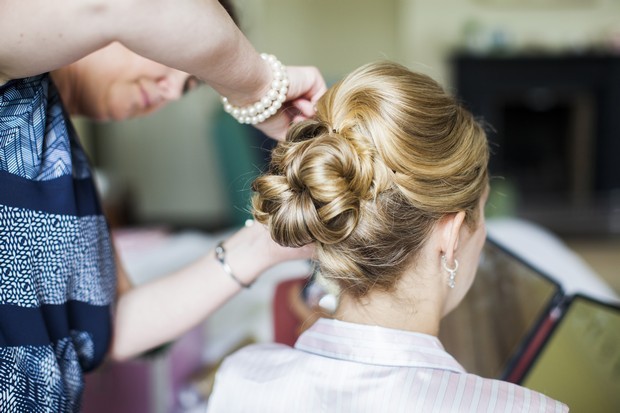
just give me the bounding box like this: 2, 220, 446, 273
0, 74, 116, 412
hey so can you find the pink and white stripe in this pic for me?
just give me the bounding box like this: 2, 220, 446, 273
208, 318, 568, 412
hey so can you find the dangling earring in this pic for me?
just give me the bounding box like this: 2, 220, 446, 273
441, 255, 459, 289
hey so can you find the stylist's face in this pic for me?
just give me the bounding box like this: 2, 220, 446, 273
70, 42, 200, 121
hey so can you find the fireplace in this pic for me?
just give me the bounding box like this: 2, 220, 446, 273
453, 54, 620, 235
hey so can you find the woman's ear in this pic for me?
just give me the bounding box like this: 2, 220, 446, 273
439, 211, 466, 264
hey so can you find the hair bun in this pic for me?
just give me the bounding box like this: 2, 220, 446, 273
252, 121, 374, 247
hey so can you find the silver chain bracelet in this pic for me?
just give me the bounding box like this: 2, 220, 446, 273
214, 241, 253, 289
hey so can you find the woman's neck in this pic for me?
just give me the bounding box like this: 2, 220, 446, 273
333, 274, 445, 336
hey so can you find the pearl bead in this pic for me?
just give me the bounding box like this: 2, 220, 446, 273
220, 53, 288, 125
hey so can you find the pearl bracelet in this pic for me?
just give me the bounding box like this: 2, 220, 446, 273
221, 53, 289, 125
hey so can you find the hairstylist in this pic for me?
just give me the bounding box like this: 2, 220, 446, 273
0, 1, 325, 411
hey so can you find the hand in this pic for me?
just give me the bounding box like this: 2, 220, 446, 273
255, 66, 327, 141
249, 219, 316, 264
224, 220, 316, 286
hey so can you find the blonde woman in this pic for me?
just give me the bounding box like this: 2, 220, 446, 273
207, 62, 568, 412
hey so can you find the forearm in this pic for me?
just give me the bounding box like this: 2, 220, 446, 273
110, 223, 312, 361
110, 250, 241, 361
110, 0, 271, 105
0, 0, 270, 103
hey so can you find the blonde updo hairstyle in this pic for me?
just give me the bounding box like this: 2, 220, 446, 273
252, 62, 489, 298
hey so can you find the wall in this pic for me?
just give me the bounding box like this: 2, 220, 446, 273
401, 0, 620, 83
236, 0, 402, 80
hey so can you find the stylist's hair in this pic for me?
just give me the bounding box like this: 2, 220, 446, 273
253, 62, 489, 298
218, 0, 238, 26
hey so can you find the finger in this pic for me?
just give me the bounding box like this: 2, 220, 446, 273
293, 99, 316, 118
309, 76, 327, 104
292, 114, 307, 124
287, 66, 327, 102
254, 111, 290, 141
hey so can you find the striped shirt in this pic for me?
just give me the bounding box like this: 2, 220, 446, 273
0, 75, 116, 412
208, 318, 568, 412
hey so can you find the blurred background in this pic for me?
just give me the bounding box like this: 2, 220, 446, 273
76, 0, 620, 291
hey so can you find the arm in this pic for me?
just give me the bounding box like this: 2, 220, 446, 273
115, 250, 134, 296
0, 0, 266, 101
110, 222, 313, 361
0, 0, 325, 139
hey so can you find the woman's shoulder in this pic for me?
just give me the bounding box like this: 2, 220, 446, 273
463, 374, 569, 413
208, 343, 303, 411
214, 341, 316, 387
211, 342, 570, 413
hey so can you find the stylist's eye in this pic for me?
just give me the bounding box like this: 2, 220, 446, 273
183, 76, 203, 95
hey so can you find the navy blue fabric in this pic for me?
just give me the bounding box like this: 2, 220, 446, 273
0, 74, 116, 412
0, 171, 102, 216
0, 302, 111, 371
